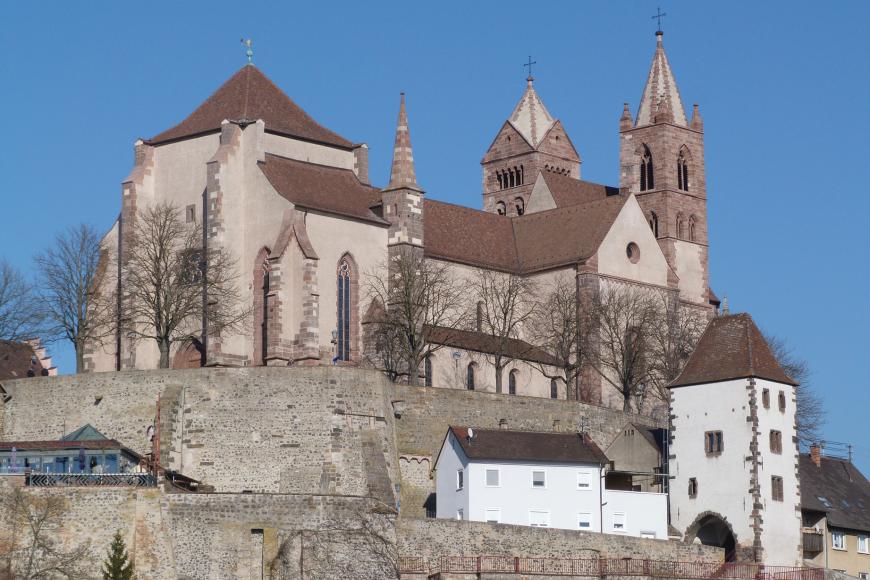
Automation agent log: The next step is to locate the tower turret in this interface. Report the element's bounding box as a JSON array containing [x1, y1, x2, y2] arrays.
[[382, 93, 424, 252], [620, 31, 711, 308]]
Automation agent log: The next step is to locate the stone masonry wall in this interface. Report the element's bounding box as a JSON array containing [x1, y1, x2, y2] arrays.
[[398, 518, 723, 568]]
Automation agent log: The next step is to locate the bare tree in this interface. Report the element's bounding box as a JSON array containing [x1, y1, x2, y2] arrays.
[[365, 249, 467, 386], [0, 259, 43, 342], [646, 295, 707, 404], [765, 333, 825, 447], [0, 488, 93, 580], [589, 283, 659, 412], [473, 270, 538, 394], [35, 224, 115, 372], [122, 202, 248, 368], [527, 274, 592, 400]]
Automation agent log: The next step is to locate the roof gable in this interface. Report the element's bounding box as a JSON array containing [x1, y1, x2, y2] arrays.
[[150, 65, 353, 148], [61, 424, 109, 442], [481, 121, 535, 164], [800, 454, 870, 532], [671, 313, 797, 388]]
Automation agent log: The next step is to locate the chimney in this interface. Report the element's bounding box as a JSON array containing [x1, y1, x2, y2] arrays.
[[810, 443, 821, 468]]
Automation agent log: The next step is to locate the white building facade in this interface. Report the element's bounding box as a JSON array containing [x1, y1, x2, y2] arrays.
[[669, 313, 801, 565], [436, 427, 668, 539]]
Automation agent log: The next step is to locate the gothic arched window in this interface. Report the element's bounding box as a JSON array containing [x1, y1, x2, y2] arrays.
[[424, 357, 432, 387], [253, 247, 271, 366], [508, 168, 515, 188], [688, 215, 697, 242], [495, 201, 506, 216], [550, 379, 558, 399], [520, 165, 525, 185], [515, 197, 525, 216], [508, 370, 518, 395], [336, 257, 356, 362], [466, 363, 476, 390], [649, 212, 659, 238], [476, 301, 484, 332], [677, 150, 690, 191], [640, 145, 654, 191], [676, 213, 686, 240], [496, 172, 503, 190]]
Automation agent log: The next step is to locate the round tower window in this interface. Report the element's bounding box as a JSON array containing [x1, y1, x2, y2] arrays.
[[626, 242, 640, 263]]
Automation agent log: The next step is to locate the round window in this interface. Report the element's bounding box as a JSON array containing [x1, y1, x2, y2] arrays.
[[626, 242, 640, 263]]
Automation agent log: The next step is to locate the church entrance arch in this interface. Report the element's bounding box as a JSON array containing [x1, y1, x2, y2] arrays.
[[684, 512, 738, 562]]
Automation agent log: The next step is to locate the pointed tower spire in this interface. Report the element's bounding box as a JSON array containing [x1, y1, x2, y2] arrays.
[[508, 76, 555, 149], [636, 32, 687, 127], [387, 92, 420, 191]]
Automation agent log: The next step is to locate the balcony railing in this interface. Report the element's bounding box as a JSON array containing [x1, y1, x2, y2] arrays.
[[26, 473, 156, 487], [802, 530, 824, 553]]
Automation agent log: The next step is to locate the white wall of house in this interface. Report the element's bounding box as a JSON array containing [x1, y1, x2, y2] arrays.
[[435, 431, 469, 520], [603, 489, 668, 539]]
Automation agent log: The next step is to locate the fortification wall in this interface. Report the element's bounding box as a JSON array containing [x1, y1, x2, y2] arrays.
[[398, 518, 723, 566]]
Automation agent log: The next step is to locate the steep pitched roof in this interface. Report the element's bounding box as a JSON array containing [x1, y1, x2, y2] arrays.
[[423, 325, 562, 367], [423, 194, 629, 273], [670, 313, 797, 388], [635, 33, 687, 127], [800, 454, 870, 532], [61, 424, 109, 442], [150, 65, 353, 148], [540, 172, 620, 208], [447, 427, 608, 465], [0, 340, 45, 380], [508, 77, 556, 149], [259, 154, 388, 225]]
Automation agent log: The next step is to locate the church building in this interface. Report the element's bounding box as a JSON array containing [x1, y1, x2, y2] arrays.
[[86, 31, 717, 410]]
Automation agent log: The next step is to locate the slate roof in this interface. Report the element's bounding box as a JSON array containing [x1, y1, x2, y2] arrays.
[[447, 426, 608, 465], [670, 313, 797, 388], [149, 65, 353, 148], [423, 194, 628, 273], [800, 454, 870, 532], [540, 172, 621, 208], [423, 325, 562, 367], [259, 154, 387, 225], [0, 340, 45, 380]]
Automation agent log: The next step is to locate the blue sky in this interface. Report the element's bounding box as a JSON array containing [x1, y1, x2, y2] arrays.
[[1, 2, 868, 470]]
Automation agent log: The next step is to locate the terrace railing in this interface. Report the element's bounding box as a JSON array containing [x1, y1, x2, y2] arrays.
[[26, 473, 156, 488]]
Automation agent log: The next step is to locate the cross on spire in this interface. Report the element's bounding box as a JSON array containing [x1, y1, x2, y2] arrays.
[[524, 56, 537, 81], [651, 7, 667, 33], [241, 38, 254, 65]]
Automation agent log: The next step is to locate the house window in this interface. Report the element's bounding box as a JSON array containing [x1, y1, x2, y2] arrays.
[[485, 508, 501, 523], [640, 145, 654, 191], [529, 510, 550, 528], [858, 535, 869, 554], [337, 259, 352, 361], [532, 470, 546, 488], [762, 388, 770, 409], [688, 477, 698, 498], [424, 357, 433, 387], [833, 531, 846, 550], [456, 508, 464, 521], [858, 574, 868, 580], [508, 370, 518, 395], [578, 512, 592, 530], [456, 469, 464, 490], [577, 471, 592, 489], [771, 476, 784, 501], [704, 431, 724, 455], [770, 430, 782, 454], [612, 512, 627, 533], [466, 363, 476, 390], [485, 468, 500, 487], [550, 379, 558, 399], [640, 531, 657, 539], [778, 391, 786, 412], [185, 204, 196, 223]]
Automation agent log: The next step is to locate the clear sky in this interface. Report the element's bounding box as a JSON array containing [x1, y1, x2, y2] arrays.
[[1, 2, 868, 470]]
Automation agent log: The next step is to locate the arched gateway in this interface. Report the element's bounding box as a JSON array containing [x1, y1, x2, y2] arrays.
[[684, 512, 738, 562]]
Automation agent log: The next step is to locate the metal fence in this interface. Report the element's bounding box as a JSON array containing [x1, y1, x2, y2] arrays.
[[397, 556, 824, 579], [27, 473, 157, 487]]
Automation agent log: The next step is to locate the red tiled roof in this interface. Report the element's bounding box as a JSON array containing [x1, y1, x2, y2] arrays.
[[448, 427, 608, 465], [259, 154, 387, 225], [0, 340, 44, 381], [541, 172, 620, 208], [149, 65, 353, 148], [423, 325, 562, 367], [670, 313, 797, 388], [423, 195, 628, 273]]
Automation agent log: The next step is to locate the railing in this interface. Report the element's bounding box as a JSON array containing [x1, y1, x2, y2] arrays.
[[397, 556, 825, 579], [26, 473, 157, 487], [802, 530, 824, 554]]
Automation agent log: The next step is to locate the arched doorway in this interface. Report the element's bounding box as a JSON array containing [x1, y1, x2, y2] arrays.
[[685, 512, 738, 562]]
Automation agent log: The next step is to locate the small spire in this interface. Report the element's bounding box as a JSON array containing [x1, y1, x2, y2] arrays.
[[386, 92, 420, 191], [620, 102, 633, 131], [635, 31, 687, 127], [721, 295, 729, 316], [691, 103, 704, 131], [241, 38, 254, 65]]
